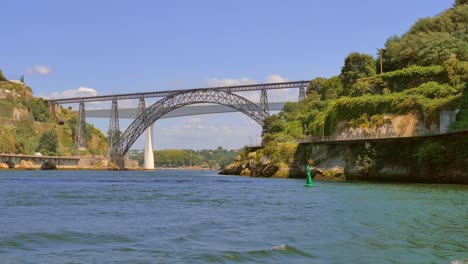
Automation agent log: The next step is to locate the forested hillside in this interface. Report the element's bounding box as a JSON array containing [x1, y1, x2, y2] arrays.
[[129, 146, 238, 169], [258, 1, 467, 167]]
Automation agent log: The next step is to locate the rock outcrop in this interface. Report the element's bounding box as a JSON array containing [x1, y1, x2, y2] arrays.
[[18, 160, 35, 169], [40, 161, 57, 170]]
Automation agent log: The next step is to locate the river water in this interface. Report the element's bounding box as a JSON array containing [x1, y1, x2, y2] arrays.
[[0, 170, 466, 263]]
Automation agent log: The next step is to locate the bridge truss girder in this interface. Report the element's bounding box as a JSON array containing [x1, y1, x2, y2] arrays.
[[110, 89, 269, 167]]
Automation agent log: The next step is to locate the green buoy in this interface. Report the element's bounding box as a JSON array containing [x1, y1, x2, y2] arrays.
[[304, 161, 314, 187]]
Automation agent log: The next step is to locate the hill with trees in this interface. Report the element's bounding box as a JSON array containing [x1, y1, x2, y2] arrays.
[[239, 1, 467, 177], [0, 73, 107, 156], [128, 146, 239, 169]]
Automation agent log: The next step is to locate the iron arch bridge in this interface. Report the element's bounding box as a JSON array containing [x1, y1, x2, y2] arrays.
[[110, 89, 269, 167]]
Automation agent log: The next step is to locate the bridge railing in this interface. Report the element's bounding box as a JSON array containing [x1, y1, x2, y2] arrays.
[[297, 129, 467, 144]]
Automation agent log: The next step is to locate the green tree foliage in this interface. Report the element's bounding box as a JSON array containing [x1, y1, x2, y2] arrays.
[[0, 124, 17, 153], [380, 36, 402, 72], [307, 77, 327, 99], [340, 52, 376, 96], [321, 76, 344, 100], [36, 130, 59, 155], [307, 76, 344, 100], [356, 143, 377, 176], [263, 115, 285, 134], [454, 0, 467, 6], [259, 141, 281, 164], [450, 84, 468, 130], [0, 69, 6, 81], [23, 98, 51, 122], [259, 2, 467, 170], [416, 142, 450, 172], [443, 55, 468, 86], [383, 4, 468, 69], [133, 146, 238, 168]]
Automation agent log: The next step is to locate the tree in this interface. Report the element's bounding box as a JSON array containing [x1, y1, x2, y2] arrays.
[[27, 98, 51, 122], [321, 76, 344, 100], [340, 52, 376, 96], [356, 143, 377, 177], [307, 77, 327, 99], [454, 0, 467, 7], [383, 4, 468, 69], [380, 35, 402, 72], [36, 130, 59, 155], [263, 115, 284, 134], [0, 69, 6, 81]]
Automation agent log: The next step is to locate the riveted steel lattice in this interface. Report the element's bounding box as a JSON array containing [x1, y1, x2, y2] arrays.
[[299, 87, 306, 101], [49, 80, 312, 104], [137, 96, 146, 115], [74, 100, 87, 149], [111, 89, 269, 167], [107, 99, 120, 155], [260, 89, 269, 114]]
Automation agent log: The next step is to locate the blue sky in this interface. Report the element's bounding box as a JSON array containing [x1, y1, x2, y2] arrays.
[[1, 0, 453, 150]]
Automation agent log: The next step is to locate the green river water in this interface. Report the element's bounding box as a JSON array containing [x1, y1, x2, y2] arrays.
[[0, 170, 466, 263]]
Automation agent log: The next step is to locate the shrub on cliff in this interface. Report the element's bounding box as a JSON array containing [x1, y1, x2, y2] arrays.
[[416, 142, 451, 172], [36, 130, 59, 156], [0, 69, 6, 81], [450, 84, 468, 130]]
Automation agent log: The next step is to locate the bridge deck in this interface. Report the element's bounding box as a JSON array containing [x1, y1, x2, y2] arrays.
[[0, 154, 80, 160], [298, 129, 468, 144], [48, 80, 310, 104], [86, 102, 286, 119]]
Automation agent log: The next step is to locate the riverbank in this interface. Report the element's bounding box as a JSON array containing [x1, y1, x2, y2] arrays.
[[220, 132, 468, 184]]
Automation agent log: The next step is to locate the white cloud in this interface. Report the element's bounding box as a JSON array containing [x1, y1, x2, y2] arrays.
[[205, 75, 288, 88], [267, 89, 298, 102], [151, 114, 261, 150], [266, 74, 288, 83], [48, 87, 98, 99], [26, 65, 52, 75], [206, 77, 257, 87], [205, 75, 293, 102]]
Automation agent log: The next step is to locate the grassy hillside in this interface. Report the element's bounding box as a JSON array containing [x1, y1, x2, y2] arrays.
[[0, 79, 107, 156]]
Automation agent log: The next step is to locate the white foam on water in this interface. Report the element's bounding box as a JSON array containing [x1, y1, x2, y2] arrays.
[[271, 244, 288, 251], [451, 259, 468, 264]]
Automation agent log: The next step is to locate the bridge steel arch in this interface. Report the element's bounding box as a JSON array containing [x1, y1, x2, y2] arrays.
[[111, 89, 269, 167]]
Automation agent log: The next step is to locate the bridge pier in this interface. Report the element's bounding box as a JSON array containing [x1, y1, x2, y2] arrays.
[[298, 87, 306, 101], [144, 125, 155, 169], [260, 88, 269, 114], [107, 98, 120, 154], [74, 100, 87, 149]]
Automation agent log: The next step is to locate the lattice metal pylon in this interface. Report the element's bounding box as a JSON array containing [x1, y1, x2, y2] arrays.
[[74, 100, 87, 149], [107, 99, 120, 155], [260, 88, 269, 114], [298, 87, 306, 101], [137, 96, 146, 116]]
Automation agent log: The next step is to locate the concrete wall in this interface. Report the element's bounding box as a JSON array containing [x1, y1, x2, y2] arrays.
[[291, 131, 468, 184], [0, 154, 80, 169]]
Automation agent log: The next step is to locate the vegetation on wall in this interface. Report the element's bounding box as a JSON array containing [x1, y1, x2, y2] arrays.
[[259, 1, 467, 168]]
